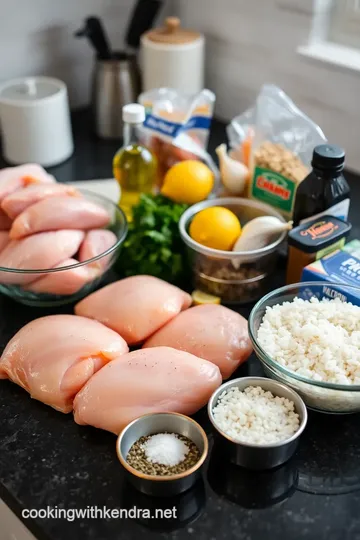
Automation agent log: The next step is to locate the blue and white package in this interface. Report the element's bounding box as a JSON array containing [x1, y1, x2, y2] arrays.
[[138, 88, 218, 174], [301, 240, 360, 305], [139, 88, 215, 143]]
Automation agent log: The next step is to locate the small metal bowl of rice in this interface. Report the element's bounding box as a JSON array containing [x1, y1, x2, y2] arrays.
[[208, 377, 307, 470], [116, 412, 208, 497], [249, 282, 360, 414]]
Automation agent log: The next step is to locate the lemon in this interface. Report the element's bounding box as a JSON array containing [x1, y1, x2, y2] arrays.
[[161, 160, 214, 204], [192, 290, 221, 306], [189, 206, 241, 251]]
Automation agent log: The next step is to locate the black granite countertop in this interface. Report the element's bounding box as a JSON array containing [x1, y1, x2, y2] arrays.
[[1, 111, 360, 540]]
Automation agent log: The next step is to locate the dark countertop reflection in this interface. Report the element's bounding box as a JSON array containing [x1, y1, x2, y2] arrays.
[[207, 436, 298, 509], [121, 478, 206, 532]]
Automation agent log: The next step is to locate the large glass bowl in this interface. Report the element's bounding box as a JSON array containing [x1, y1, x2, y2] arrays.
[[179, 197, 287, 305], [0, 189, 127, 307], [249, 282, 360, 414]]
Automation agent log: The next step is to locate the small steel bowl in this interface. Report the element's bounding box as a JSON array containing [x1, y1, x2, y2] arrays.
[[116, 412, 208, 497], [179, 197, 287, 304], [208, 377, 308, 470]]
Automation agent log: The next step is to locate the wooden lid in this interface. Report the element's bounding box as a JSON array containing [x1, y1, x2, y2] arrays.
[[144, 17, 201, 45]]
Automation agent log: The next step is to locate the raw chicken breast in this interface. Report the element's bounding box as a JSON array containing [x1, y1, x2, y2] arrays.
[[144, 304, 253, 379], [0, 231, 10, 251], [79, 229, 117, 270], [25, 258, 98, 295], [10, 196, 110, 239], [0, 209, 11, 230], [2, 183, 81, 219], [75, 275, 192, 345], [0, 230, 84, 285], [0, 315, 129, 412], [73, 347, 221, 433], [28, 229, 118, 295], [0, 164, 54, 202], [0, 232, 9, 253]]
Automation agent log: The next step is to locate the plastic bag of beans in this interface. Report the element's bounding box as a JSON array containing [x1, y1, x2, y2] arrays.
[[227, 84, 327, 218]]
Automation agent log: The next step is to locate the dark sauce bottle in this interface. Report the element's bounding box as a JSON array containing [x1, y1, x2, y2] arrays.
[[293, 144, 350, 227]]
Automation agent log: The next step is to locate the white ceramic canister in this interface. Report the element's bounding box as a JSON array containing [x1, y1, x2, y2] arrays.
[[141, 17, 205, 95], [0, 76, 74, 167]]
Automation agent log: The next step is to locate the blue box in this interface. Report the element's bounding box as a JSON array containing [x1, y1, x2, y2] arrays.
[[301, 240, 360, 305]]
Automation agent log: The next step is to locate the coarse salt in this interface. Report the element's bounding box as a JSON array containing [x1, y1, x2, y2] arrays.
[[213, 385, 300, 444], [141, 433, 189, 466]]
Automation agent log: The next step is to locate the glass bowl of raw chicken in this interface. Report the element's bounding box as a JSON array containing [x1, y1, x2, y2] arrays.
[[179, 197, 288, 305], [0, 186, 127, 307]]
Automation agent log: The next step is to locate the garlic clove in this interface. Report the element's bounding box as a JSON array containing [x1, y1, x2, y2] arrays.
[[232, 216, 292, 269], [216, 143, 248, 195]]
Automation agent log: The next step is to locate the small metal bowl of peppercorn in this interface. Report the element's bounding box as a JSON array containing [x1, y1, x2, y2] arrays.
[[116, 412, 209, 497]]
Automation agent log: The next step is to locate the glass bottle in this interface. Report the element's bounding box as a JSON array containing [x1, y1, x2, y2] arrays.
[[293, 144, 350, 226], [113, 104, 157, 221]]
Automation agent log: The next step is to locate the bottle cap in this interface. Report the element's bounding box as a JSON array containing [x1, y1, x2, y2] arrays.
[[122, 104, 145, 124], [288, 215, 351, 253], [312, 144, 345, 171]]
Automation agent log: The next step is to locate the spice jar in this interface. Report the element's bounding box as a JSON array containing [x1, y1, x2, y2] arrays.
[[286, 215, 351, 284]]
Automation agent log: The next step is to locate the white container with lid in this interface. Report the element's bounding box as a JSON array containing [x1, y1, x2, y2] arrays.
[[141, 17, 205, 95], [0, 76, 74, 167]]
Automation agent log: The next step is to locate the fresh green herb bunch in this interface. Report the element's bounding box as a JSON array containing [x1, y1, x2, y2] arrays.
[[116, 194, 189, 285]]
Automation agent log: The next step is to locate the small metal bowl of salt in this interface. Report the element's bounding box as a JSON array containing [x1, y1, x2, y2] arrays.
[[208, 377, 308, 470], [116, 412, 208, 496]]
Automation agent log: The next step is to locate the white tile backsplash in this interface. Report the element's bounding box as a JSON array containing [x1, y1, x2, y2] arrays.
[[0, 0, 170, 108], [174, 0, 360, 172], [2, 0, 360, 171]]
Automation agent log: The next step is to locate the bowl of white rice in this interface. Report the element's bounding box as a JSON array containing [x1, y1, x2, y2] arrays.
[[248, 282, 360, 413], [208, 376, 307, 470]]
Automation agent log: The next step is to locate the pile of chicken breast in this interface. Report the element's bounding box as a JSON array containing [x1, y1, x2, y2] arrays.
[[0, 164, 117, 294], [0, 274, 253, 434]]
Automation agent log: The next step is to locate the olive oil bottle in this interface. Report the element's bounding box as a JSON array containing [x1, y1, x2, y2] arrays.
[[113, 104, 157, 221]]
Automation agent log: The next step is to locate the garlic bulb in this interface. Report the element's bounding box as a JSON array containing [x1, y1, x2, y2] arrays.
[[216, 143, 248, 195], [232, 216, 292, 269]]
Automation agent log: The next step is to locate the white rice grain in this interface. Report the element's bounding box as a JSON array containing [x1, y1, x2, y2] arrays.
[[257, 297, 360, 385], [213, 385, 300, 444]]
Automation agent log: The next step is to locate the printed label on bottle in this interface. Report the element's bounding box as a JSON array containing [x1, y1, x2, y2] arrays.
[[251, 167, 297, 213], [299, 199, 350, 225]]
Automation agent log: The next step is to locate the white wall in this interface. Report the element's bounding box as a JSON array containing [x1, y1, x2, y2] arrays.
[[2, 0, 360, 170], [0, 0, 170, 108], [173, 0, 360, 172]]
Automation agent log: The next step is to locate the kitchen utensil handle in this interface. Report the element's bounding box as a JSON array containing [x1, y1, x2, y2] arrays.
[[75, 17, 112, 60], [125, 0, 163, 49]]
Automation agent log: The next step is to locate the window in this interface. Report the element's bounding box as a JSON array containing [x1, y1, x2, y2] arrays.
[[329, 0, 360, 48], [298, 0, 360, 72]]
